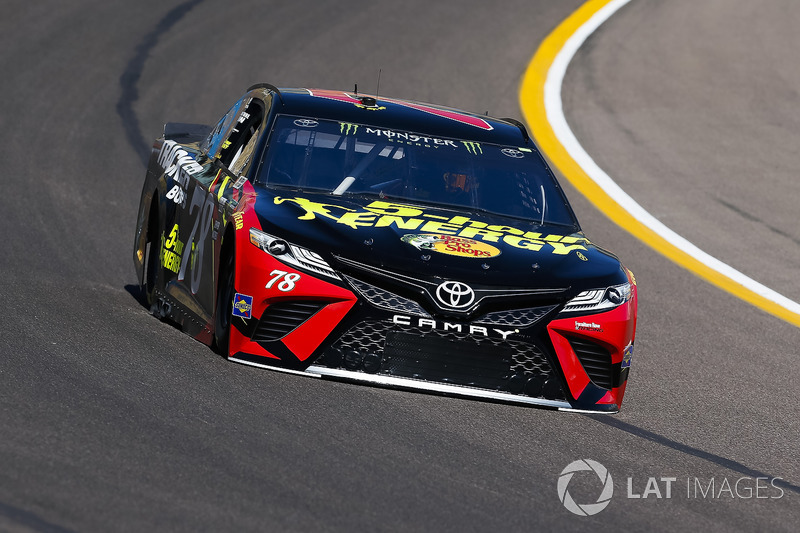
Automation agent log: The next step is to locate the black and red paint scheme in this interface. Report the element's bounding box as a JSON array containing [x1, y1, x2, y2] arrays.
[[133, 84, 638, 412]]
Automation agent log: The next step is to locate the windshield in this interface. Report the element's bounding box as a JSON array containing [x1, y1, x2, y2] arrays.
[[256, 115, 578, 226]]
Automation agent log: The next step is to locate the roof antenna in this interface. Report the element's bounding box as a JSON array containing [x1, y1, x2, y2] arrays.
[[354, 83, 358, 96], [376, 69, 382, 98]]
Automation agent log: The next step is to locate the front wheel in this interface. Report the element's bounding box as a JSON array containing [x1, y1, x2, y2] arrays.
[[214, 249, 235, 356]]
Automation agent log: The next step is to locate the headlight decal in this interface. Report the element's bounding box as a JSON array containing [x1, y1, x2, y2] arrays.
[[560, 282, 630, 315], [250, 228, 340, 280]]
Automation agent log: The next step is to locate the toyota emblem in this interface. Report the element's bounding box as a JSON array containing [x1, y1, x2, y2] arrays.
[[293, 118, 319, 128], [435, 281, 475, 309]]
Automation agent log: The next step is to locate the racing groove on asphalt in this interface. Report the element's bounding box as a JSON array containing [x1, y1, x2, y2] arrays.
[[1, 0, 798, 531]]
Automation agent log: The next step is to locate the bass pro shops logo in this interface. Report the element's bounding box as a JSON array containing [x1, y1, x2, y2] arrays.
[[557, 459, 614, 516]]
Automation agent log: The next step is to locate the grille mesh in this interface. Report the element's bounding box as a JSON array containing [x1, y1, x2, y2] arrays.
[[477, 305, 557, 328], [344, 275, 429, 317], [320, 319, 563, 399]]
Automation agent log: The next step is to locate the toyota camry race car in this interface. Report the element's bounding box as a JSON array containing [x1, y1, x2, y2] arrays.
[[133, 84, 637, 412]]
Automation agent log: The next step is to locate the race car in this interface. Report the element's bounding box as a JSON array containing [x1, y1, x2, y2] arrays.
[[133, 84, 637, 412]]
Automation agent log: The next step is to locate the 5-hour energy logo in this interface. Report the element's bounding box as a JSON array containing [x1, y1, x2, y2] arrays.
[[274, 197, 590, 256], [161, 224, 184, 274]]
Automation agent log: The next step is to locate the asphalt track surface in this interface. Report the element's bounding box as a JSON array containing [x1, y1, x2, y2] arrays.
[[2, 0, 799, 531]]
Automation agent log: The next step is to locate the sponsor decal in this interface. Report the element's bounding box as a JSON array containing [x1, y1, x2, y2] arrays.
[[576, 251, 588, 261], [273, 197, 590, 256], [435, 280, 475, 309], [363, 127, 458, 148], [461, 141, 482, 155], [294, 118, 319, 128], [232, 293, 253, 319], [575, 321, 603, 332], [402, 234, 501, 259], [501, 148, 525, 158], [232, 212, 244, 230], [339, 122, 358, 135], [160, 224, 184, 274], [158, 140, 204, 205], [392, 315, 516, 340], [622, 342, 633, 368]]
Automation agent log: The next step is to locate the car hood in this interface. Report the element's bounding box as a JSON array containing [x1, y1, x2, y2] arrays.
[[253, 189, 626, 294]]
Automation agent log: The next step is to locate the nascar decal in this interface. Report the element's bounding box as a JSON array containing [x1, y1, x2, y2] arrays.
[[232, 293, 253, 319], [306, 89, 493, 130], [273, 197, 590, 256], [402, 234, 501, 259]]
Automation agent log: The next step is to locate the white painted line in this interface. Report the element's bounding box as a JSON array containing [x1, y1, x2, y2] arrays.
[[543, 0, 800, 316]]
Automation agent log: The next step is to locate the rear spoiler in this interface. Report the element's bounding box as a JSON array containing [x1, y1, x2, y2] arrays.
[[163, 122, 212, 142]]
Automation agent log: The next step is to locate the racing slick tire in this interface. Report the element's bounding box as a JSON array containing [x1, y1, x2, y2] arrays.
[[143, 195, 161, 310], [214, 240, 235, 357]]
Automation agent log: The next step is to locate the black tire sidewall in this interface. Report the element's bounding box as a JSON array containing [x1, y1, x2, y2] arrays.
[[214, 249, 235, 355]]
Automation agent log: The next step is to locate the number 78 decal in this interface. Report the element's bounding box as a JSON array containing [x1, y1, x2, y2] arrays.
[[266, 270, 301, 292]]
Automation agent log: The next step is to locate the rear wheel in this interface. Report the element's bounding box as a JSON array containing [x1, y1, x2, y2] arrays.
[[143, 197, 160, 308], [214, 246, 235, 356]]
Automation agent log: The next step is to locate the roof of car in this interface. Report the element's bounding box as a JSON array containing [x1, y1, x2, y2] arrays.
[[264, 87, 532, 146]]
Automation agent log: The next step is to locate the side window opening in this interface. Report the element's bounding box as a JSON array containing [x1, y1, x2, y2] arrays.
[[218, 98, 266, 174]]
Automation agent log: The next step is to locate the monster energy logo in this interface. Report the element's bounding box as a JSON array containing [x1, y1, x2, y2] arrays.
[[462, 141, 483, 155], [340, 122, 359, 135]]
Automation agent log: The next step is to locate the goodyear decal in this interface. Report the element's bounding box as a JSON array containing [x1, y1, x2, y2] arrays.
[[232, 212, 244, 230], [160, 224, 184, 274], [232, 293, 253, 319], [402, 234, 500, 259], [273, 197, 590, 256]]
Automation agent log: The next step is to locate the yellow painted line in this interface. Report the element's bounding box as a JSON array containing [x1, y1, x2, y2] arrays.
[[519, 0, 800, 327]]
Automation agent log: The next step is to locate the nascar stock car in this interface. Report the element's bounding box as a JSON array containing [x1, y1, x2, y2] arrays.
[[133, 84, 637, 412]]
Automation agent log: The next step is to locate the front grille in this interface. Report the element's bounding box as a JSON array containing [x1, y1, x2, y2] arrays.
[[251, 301, 326, 342], [344, 275, 429, 317], [568, 336, 613, 389], [316, 320, 564, 399], [477, 305, 557, 328], [383, 332, 513, 388]]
